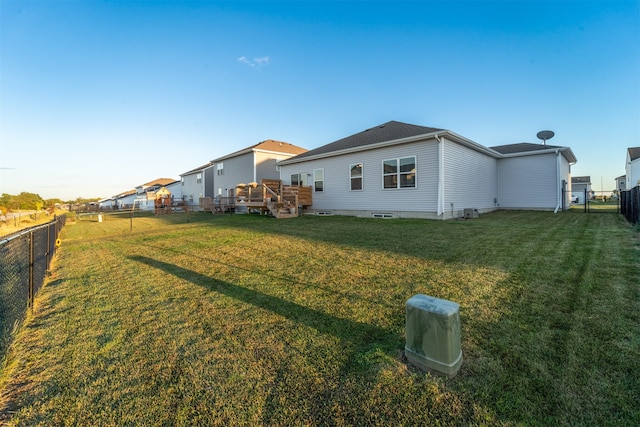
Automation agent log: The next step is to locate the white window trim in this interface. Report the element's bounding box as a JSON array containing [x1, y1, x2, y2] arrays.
[[382, 156, 417, 190], [313, 168, 324, 192], [349, 163, 364, 191]]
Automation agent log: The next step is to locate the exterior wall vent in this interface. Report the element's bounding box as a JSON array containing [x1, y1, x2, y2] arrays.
[[372, 212, 394, 219], [317, 211, 333, 216]]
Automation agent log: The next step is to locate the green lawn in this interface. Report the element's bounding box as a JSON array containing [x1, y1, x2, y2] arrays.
[[1, 210, 638, 426]]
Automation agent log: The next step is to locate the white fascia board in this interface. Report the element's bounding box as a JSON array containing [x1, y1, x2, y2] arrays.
[[180, 162, 214, 176], [442, 130, 503, 158], [210, 148, 254, 163], [500, 147, 577, 164], [278, 130, 499, 165], [253, 148, 303, 157]]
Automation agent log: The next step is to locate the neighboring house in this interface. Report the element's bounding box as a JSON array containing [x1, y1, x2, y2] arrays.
[[570, 176, 591, 204], [114, 190, 136, 209], [615, 175, 626, 193], [211, 140, 307, 198], [98, 197, 115, 210], [165, 180, 183, 204], [134, 178, 178, 210], [277, 120, 577, 219], [625, 147, 640, 189], [180, 162, 214, 210]]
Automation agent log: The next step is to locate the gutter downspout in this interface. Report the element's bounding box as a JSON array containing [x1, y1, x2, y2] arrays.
[[436, 134, 444, 216], [554, 150, 561, 213]]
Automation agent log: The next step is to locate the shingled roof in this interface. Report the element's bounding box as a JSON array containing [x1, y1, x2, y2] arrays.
[[290, 121, 443, 161], [572, 176, 591, 184], [490, 142, 563, 155], [491, 142, 577, 163], [180, 162, 213, 176], [212, 140, 307, 162], [628, 147, 640, 161]]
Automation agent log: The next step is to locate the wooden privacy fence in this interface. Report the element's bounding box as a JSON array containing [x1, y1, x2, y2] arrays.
[[0, 215, 66, 360], [620, 186, 640, 225]]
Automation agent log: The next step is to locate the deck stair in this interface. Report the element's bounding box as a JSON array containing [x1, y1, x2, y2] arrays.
[[235, 179, 312, 219]]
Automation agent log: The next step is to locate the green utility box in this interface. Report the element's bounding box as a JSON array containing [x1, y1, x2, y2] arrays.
[[405, 294, 462, 378]]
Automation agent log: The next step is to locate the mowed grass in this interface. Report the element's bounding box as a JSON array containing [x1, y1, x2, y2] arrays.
[[0, 210, 638, 426]]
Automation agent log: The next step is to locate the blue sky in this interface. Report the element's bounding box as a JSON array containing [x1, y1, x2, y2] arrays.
[[1, 0, 639, 200]]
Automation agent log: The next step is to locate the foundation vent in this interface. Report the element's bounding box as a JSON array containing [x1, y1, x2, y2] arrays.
[[372, 212, 394, 219]]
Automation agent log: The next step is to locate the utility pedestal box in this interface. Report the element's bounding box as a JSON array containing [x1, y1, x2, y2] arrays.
[[405, 294, 462, 378]]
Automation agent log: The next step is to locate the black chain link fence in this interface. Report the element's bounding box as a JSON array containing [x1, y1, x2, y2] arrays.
[[0, 215, 66, 360], [620, 187, 640, 225]]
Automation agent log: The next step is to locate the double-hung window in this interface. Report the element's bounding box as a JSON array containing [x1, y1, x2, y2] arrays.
[[350, 163, 363, 191], [383, 156, 416, 189], [313, 169, 324, 192], [291, 173, 300, 186], [216, 163, 224, 176]]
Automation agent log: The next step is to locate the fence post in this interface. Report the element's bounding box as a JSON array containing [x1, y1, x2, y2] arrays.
[[47, 222, 51, 267], [29, 230, 34, 309]]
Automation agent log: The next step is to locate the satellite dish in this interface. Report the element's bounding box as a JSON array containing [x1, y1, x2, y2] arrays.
[[536, 130, 554, 146]]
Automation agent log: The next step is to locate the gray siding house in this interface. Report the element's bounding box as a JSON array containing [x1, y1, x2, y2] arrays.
[[615, 175, 626, 193], [211, 140, 307, 198], [277, 121, 577, 219], [570, 176, 591, 203], [180, 162, 214, 210], [491, 143, 576, 210], [625, 147, 640, 190]]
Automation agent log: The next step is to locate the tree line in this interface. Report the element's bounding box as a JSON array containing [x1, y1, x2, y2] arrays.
[[0, 192, 100, 212]]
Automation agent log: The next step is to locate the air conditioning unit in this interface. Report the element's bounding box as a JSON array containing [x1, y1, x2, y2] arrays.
[[463, 208, 479, 219]]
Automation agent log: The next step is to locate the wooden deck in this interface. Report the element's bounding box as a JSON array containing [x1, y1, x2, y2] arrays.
[[235, 179, 312, 219]]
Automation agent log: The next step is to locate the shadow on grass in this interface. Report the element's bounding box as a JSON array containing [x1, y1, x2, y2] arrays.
[[128, 252, 402, 352], [129, 255, 391, 344], [129, 254, 404, 424]]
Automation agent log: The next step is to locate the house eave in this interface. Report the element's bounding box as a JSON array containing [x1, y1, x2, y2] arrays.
[[278, 130, 501, 165], [499, 147, 577, 164], [179, 162, 215, 177]]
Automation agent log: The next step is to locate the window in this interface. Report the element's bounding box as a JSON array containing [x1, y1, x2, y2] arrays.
[[383, 156, 416, 189], [314, 169, 324, 192], [196, 173, 202, 184], [350, 163, 363, 191], [217, 163, 224, 176], [291, 172, 310, 186]]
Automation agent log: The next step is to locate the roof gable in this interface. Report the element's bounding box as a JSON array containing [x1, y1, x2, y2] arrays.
[[254, 139, 307, 155], [212, 140, 307, 162], [628, 147, 640, 161], [139, 178, 176, 188], [291, 121, 444, 161]]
